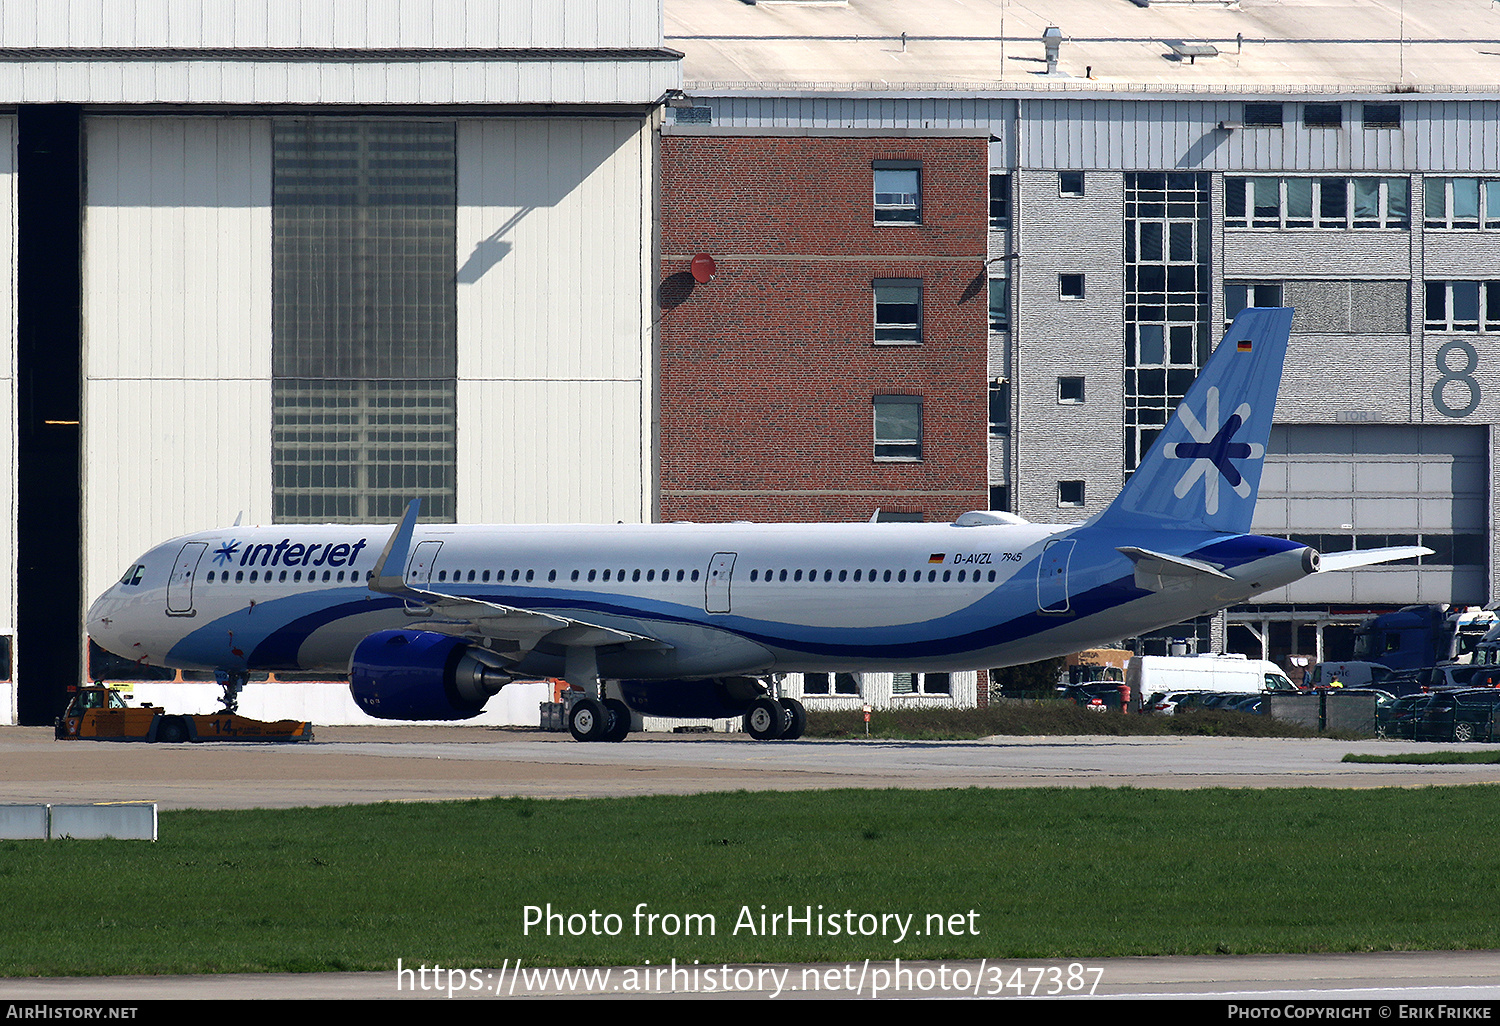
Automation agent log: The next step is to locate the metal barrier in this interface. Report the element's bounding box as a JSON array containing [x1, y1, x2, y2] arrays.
[[1268, 692, 1380, 735], [0, 804, 156, 840]]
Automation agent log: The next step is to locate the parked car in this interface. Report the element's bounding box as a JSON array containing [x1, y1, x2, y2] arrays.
[[1376, 693, 1428, 739], [1414, 688, 1500, 742], [1059, 682, 1127, 712], [1226, 694, 1266, 715], [1402, 665, 1500, 692], [1144, 690, 1209, 716]]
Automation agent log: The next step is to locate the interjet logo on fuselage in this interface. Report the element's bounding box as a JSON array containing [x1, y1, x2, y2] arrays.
[[237, 538, 370, 569]]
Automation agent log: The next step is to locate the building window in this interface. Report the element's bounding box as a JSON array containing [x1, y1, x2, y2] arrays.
[[1060, 171, 1085, 197], [1243, 102, 1284, 128], [1058, 481, 1086, 507], [988, 277, 1009, 330], [989, 173, 1011, 229], [1059, 273, 1085, 300], [1363, 103, 1401, 129], [1224, 282, 1284, 325], [1424, 178, 1500, 230], [672, 106, 712, 125], [1425, 281, 1500, 332], [803, 672, 860, 695], [1058, 376, 1085, 404], [1125, 171, 1210, 472], [873, 162, 921, 223], [989, 379, 1009, 434], [873, 395, 923, 461], [892, 672, 952, 695], [1303, 103, 1343, 129], [272, 120, 458, 524], [1226, 176, 1408, 230], [989, 484, 1009, 512], [873, 280, 922, 343]]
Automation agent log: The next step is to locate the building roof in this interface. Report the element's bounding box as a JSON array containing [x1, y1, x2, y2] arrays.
[[667, 0, 1500, 94]]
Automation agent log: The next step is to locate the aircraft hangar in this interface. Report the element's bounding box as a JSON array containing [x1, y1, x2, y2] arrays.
[[0, 0, 678, 724]]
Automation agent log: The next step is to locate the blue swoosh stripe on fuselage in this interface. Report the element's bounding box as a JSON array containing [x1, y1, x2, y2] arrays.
[[169, 532, 1299, 670]]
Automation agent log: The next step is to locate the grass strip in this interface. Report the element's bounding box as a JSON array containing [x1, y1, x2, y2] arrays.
[[1343, 750, 1500, 765], [808, 704, 1341, 740], [3, 786, 1499, 976]]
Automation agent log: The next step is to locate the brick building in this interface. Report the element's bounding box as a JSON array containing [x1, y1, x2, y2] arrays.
[[658, 132, 991, 525]]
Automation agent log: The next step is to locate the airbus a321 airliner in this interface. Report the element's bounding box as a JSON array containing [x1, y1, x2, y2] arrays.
[[87, 308, 1422, 741]]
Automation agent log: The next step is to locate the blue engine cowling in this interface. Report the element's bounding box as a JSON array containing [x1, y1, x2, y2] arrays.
[[349, 629, 512, 720], [615, 677, 765, 719]]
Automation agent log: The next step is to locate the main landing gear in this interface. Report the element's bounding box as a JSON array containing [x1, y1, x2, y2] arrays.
[[567, 696, 632, 743], [744, 695, 806, 741]]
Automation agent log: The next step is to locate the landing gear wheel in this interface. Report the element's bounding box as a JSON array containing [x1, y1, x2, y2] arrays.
[[744, 696, 785, 740], [778, 698, 807, 741], [568, 698, 609, 742], [602, 699, 632, 742]]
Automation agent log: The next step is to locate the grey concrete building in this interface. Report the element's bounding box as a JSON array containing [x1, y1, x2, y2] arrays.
[[666, 0, 1500, 665]]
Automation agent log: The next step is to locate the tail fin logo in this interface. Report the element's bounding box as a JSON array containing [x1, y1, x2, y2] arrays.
[[1166, 386, 1265, 515]]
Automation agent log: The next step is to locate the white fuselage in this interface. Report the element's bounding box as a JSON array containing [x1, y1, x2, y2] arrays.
[[87, 518, 1316, 682]]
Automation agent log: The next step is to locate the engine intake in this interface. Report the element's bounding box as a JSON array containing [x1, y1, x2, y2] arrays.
[[349, 629, 512, 720]]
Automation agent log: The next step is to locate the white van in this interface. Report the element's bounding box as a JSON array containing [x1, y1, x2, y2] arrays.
[[1129, 654, 1298, 713], [1308, 661, 1394, 689]]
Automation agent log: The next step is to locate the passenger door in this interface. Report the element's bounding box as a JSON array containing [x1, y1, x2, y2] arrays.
[[166, 542, 208, 616], [705, 552, 737, 614]]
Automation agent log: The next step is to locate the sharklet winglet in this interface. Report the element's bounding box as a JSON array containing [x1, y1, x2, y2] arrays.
[[369, 498, 421, 595]]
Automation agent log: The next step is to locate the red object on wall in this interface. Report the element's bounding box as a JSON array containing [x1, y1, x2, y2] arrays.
[[690, 253, 717, 283]]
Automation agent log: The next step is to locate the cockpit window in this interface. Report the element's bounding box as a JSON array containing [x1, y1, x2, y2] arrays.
[[119, 564, 145, 586]]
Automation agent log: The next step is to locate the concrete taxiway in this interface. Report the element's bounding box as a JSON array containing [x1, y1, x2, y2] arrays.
[[1, 726, 1498, 809]]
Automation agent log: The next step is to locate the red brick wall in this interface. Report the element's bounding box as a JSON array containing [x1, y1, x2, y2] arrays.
[[660, 135, 989, 524]]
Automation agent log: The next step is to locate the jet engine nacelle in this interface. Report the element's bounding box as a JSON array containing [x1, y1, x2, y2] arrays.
[[349, 629, 512, 720]]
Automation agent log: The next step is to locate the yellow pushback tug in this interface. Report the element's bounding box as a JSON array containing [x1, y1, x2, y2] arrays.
[[55, 684, 313, 743]]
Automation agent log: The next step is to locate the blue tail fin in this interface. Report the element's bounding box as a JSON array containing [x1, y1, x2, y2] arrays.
[[1092, 307, 1293, 535]]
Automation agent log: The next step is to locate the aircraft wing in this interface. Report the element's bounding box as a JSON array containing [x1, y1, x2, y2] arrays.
[[366, 500, 668, 656], [1116, 546, 1233, 593], [1317, 546, 1431, 572], [394, 587, 657, 649]]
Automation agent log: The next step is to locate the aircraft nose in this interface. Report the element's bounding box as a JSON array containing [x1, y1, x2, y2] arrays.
[[86, 589, 124, 648]]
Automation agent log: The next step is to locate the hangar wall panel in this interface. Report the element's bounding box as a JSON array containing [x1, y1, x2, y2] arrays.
[[1, 0, 662, 49], [83, 117, 273, 607], [456, 119, 652, 525], [84, 380, 273, 607], [458, 380, 646, 524]]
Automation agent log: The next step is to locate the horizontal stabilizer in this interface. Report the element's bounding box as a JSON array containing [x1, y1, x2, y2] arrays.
[[1318, 546, 1431, 573], [1117, 546, 1233, 593]]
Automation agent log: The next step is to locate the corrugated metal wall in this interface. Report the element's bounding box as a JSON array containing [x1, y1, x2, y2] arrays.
[[0, 0, 662, 49], [689, 94, 1500, 175], [1020, 98, 1500, 173], [81, 114, 657, 610], [82, 117, 274, 609], [456, 119, 654, 525]]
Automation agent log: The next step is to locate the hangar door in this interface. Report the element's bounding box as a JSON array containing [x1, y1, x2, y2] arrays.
[[1250, 425, 1488, 604]]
